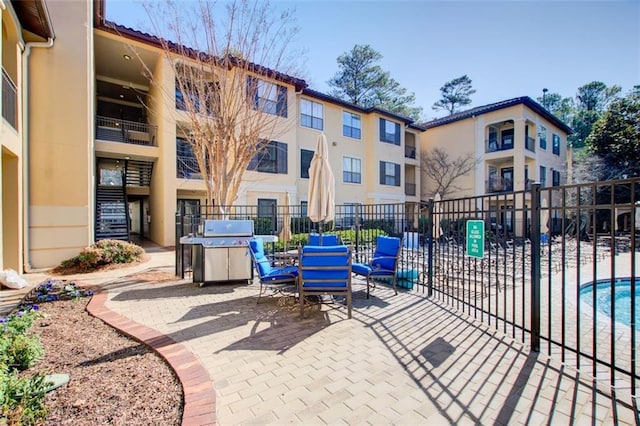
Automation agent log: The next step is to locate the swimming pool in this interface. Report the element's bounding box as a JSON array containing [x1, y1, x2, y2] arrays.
[[580, 278, 639, 327]]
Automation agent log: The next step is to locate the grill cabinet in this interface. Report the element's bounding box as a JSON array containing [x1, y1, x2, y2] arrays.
[[180, 220, 253, 285]]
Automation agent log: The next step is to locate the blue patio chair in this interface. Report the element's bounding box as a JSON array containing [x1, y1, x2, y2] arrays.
[[249, 238, 298, 304], [352, 235, 403, 299], [298, 245, 352, 319], [308, 233, 340, 246]]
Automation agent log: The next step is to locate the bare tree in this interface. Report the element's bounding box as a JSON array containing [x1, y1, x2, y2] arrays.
[[421, 148, 476, 198], [134, 0, 301, 207]]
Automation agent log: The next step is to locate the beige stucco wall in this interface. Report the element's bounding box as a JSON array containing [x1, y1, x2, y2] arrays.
[[1, 5, 24, 272], [27, 0, 93, 268], [421, 117, 477, 200]]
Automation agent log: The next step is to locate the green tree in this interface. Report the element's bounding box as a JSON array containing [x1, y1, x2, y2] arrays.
[[432, 75, 476, 114], [536, 91, 574, 123], [569, 81, 622, 149], [576, 81, 621, 112], [328, 44, 423, 120], [585, 88, 640, 178]]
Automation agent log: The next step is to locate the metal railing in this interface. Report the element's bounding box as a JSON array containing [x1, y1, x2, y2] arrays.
[[525, 136, 536, 152], [2, 68, 17, 129], [486, 177, 513, 193], [405, 182, 416, 196], [404, 145, 416, 159], [174, 178, 640, 411], [95, 116, 157, 146]]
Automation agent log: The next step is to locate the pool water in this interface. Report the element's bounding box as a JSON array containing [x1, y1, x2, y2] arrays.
[[580, 278, 639, 327]]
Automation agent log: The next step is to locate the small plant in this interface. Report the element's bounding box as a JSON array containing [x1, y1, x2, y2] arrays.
[[0, 307, 44, 372], [31, 279, 93, 303], [1, 371, 51, 426], [56, 239, 145, 272], [5, 334, 44, 371]]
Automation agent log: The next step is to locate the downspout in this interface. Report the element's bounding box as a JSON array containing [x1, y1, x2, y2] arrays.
[[21, 38, 54, 272], [20, 2, 55, 270]]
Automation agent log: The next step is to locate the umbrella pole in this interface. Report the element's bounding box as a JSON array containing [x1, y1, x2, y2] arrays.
[[318, 220, 323, 244]]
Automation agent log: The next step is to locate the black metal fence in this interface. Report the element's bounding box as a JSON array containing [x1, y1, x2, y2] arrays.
[[174, 177, 639, 410]]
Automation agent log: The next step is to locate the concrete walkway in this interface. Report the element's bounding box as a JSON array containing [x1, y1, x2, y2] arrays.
[[3, 247, 639, 425]]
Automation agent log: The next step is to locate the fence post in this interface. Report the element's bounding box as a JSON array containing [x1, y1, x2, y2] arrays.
[[530, 183, 541, 352], [175, 211, 183, 278], [427, 198, 434, 297]]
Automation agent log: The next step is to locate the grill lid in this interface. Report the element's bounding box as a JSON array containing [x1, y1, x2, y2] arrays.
[[203, 220, 254, 237]]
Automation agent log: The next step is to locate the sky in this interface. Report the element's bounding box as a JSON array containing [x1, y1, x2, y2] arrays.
[[106, 0, 640, 121]]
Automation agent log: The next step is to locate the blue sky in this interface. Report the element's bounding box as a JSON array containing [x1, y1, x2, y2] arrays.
[[106, 0, 639, 121]]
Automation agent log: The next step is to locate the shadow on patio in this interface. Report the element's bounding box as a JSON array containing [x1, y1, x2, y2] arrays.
[[102, 275, 638, 424]]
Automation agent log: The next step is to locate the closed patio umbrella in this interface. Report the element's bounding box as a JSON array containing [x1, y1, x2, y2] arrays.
[[307, 133, 335, 240], [279, 192, 292, 249]]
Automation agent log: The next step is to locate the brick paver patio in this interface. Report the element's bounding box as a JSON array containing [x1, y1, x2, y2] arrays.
[[3, 246, 637, 425], [97, 267, 637, 425]]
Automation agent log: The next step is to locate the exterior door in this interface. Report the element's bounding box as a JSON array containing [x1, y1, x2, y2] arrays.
[[501, 167, 514, 191]]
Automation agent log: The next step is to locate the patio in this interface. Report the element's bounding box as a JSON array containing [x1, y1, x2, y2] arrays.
[[97, 267, 637, 424]]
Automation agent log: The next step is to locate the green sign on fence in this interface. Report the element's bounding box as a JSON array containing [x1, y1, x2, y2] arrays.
[[466, 220, 485, 259]]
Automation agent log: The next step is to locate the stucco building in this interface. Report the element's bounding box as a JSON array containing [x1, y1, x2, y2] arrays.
[[421, 97, 572, 234], [1, 0, 426, 271]]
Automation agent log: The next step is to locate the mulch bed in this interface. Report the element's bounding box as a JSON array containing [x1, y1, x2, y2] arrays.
[[18, 284, 183, 425]]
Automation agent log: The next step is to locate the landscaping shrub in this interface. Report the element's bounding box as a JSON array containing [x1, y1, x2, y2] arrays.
[[57, 239, 145, 272]]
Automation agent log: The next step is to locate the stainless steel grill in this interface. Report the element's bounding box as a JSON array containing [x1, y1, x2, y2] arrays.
[[180, 219, 254, 285]]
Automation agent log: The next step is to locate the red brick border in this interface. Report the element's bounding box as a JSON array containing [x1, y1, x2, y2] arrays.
[[87, 290, 216, 425]]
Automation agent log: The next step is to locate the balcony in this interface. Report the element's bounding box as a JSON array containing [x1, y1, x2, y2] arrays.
[[405, 182, 416, 196], [404, 145, 416, 159], [486, 177, 513, 193], [2, 68, 17, 130], [96, 116, 157, 146]]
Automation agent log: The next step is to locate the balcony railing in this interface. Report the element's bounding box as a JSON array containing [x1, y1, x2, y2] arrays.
[[525, 136, 536, 152], [404, 145, 416, 159], [486, 177, 513, 193], [405, 183, 416, 196], [485, 139, 513, 153], [2, 68, 17, 129], [95, 116, 157, 146]]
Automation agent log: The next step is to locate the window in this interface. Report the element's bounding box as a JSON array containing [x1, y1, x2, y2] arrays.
[[338, 203, 358, 229], [248, 141, 288, 174], [343, 156, 361, 184], [175, 81, 217, 115], [300, 201, 308, 217], [538, 125, 547, 150], [552, 134, 560, 155], [176, 137, 201, 178], [300, 99, 323, 130], [488, 126, 498, 151], [300, 149, 314, 179], [552, 169, 561, 186], [501, 128, 514, 149], [379, 161, 400, 186], [379, 118, 400, 145], [539, 166, 547, 188], [343, 111, 361, 139], [257, 199, 277, 234], [246, 76, 287, 117]]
